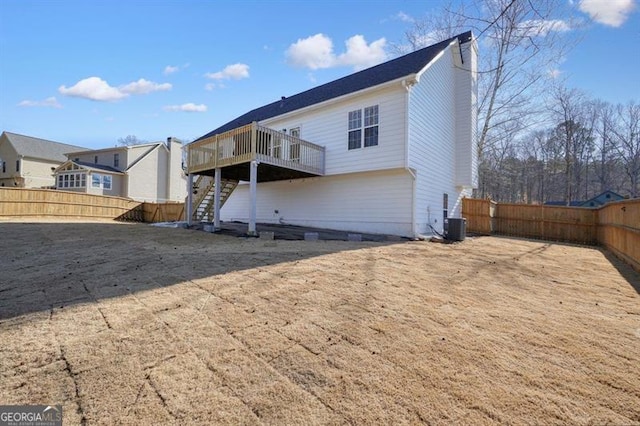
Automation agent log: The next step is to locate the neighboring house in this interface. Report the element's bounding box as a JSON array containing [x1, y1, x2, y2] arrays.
[[545, 190, 626, 208], [0, 131, 87, 188], [186, 31, 477, 237], [54, 138, 186, 203], [579, 190, 625, 207]]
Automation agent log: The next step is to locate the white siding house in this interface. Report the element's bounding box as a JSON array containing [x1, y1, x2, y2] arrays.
[[54, 138, 186, 203], [186, 32, 477, 237]]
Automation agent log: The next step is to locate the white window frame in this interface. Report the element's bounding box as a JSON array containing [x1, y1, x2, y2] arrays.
[[289, 127, 301, 162], [57, 172, 87, 189], [92, 174, 101, 188], [102, 175, 112, 190], [348, 105, 379, 150]]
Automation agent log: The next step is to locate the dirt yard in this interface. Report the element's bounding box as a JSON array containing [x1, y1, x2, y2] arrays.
[[0, 218, 639, 425]]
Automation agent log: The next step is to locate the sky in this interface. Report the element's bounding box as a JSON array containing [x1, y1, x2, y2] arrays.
[[0, 0, 638, 150]]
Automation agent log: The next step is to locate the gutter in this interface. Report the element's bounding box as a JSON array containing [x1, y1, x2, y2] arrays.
[[402, 78, 418, 238]]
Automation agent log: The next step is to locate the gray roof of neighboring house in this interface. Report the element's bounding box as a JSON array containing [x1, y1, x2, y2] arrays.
[[2, 131, 88, 162], [195, 31, 473, 142], [73, 161, 123, 174]]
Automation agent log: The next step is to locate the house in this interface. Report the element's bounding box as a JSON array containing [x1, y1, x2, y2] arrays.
[[185, 31, 477, 237], [54, 138, 186, 203], [0, 131, 87, 188], [544, 190, 625, 208], [579, 190, 625, 207]]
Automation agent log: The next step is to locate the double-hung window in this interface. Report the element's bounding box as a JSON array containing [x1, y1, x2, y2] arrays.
[[348, 105, 379, 150], [348, 110, 362, 150]]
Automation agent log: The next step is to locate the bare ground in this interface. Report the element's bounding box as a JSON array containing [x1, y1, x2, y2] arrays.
[[0, 218, 639, 425]]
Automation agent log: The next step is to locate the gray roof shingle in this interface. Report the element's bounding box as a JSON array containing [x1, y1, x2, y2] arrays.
[[73, 160, 123, 174], [3, 132, 87, 162], [195, 31, 472, 142]]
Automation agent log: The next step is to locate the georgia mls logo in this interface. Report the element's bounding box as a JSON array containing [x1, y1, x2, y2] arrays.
[[0, 405, 62, 426]]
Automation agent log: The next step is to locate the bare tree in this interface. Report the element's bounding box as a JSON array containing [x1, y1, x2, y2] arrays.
[[611, 101, 640, 197], [117, 135, 147, 146], [550, 86, 597, 204], [593, 101, 616, 192], [398, 0, 576, 197]]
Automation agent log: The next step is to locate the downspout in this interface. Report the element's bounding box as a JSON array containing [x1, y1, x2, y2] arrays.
[[402, 77, 418, 238]]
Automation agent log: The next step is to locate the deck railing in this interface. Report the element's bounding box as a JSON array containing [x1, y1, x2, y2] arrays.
[[187, 122, 325, 176]]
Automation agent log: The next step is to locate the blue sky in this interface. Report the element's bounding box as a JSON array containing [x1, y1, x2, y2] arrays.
[[0, 0, 638, 149]]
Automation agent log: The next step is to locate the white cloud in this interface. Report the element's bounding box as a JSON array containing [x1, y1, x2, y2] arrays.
[[285, 33, 388, 71], [549, 69, 563, 79], [164, 65, 179, 75], [579, 0, 636, 27], [286, 34, 336, 69], [119, 78, 172, 95], [163, 103, 207, 112], [518, 19, 572, 36], [395, 11, 415, 23], [18, 96, 62, 109], [205, 82, 226, 91], [163, 63, 190, 75], [205, 63, 250, 80], [337, 35, 388, 70], [59, 77, 172, 101], [59, 77, 127, 101]]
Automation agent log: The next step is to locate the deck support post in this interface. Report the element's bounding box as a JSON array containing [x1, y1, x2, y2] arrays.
[[248, 160, 258, 236], [213, 168, 221, 230], [186, 173, 194, 226]]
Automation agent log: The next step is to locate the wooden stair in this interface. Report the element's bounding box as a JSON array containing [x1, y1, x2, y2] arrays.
[[192, 176, 238, 222]]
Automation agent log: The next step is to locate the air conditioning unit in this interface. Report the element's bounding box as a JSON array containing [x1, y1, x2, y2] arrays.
[[447, 218, 467, 241]]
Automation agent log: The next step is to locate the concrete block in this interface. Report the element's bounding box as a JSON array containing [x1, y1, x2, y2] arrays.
[[347, 234, 362, 242], [304, 232, 319, 241]]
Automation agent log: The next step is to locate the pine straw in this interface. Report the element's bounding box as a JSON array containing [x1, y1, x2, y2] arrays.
[[0, 220, 638, 425]]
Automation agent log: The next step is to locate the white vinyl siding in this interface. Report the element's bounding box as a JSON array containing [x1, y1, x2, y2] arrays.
[[454, 40, 478, 188], [126, 146, 168, 202], [71, 149, 128, 169], [408, 45, 470, 235], [262, 85, 406, 176], [220, 169, 414, 236]]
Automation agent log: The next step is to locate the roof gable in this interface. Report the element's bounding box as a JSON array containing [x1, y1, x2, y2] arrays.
[[55, 160, 123, 174], [195, 31, 472, 141], [2, 132, 87, 162]]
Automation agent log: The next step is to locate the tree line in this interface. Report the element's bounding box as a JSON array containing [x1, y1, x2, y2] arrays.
[[480, 92, 639, 203]]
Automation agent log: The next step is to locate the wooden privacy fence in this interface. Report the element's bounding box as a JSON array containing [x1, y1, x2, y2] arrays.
[[462, 197, 640, 271], [0, 188, 184, 223]]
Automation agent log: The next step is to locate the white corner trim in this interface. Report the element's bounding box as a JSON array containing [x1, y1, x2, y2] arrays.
[[415, 40, 457, 83]]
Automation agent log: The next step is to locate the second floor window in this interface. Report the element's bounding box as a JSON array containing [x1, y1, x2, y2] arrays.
[[348, 105, 379, 150], [16, 159, 20, 172], [114, 153, 119, 168]]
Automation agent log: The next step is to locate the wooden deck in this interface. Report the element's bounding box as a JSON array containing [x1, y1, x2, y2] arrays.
[[186, 122, 325, 179]]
